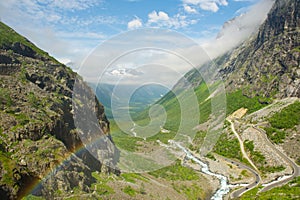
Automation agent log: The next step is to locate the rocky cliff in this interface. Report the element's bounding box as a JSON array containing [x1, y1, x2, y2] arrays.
[[0, 22, 118, 199], [218, 0, 300, 98], [175, 0, 299, 101]]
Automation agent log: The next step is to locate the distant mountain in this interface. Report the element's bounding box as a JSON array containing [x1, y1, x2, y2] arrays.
[[0, 22, 118, 199], [90, 83, 169, 119]]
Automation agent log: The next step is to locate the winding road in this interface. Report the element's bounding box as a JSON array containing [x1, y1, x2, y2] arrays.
[[227, 116, 300, 198], [224, 157, 261, 198], [252, 126, 300, 192]]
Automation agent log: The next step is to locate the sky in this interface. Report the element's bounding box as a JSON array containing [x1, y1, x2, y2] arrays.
[[0, 0, 274, 86]]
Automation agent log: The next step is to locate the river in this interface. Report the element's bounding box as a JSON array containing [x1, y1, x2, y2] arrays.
[[169, 140, 231, 200]]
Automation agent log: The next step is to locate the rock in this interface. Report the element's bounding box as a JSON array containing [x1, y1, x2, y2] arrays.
[[20, 159, 27, 166], [0, 21, 119, 199]]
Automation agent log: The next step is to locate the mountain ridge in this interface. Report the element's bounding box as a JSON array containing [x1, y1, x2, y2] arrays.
[[0, 21, 118, 199]]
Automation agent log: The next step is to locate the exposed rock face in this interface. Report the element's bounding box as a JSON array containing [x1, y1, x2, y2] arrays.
[[218, 0, 300, 98], [174, 0, 299, 100], [0, 22, 118, 199]]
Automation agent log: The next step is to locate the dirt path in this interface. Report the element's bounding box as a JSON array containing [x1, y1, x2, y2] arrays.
[[227, 118, 259, 172]]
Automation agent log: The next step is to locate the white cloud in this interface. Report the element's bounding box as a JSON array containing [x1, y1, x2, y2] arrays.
[[202, 0, 274, 58], [128, 17, 143, 30], [183, 4, 198, 13], [147, 10, 197, 29], [182, 0, 228, 12], [148, 11, 170, 23]]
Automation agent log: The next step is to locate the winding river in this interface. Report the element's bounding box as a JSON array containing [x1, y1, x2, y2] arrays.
[[169, 140, 231, 200], [131, 125, 238, 199]]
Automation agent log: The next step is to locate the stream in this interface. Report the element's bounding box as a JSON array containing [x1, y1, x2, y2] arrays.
[[169, 140, 231, 200], [130, 125, 234, 200]]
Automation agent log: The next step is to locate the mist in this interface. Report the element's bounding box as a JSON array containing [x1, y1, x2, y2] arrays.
[[203, 0, 274, 59]]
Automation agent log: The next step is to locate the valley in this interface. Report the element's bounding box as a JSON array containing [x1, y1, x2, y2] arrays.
[[0, 0, 299, 199]]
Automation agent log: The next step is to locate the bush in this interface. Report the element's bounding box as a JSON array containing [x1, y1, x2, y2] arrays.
[[264, 127, 287, 144], [269, 101, 300, 129], [149, 160, 199, 181], [123, 186, 136, 197]]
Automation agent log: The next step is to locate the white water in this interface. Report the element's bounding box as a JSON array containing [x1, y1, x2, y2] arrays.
[[262, 175, 292, 187], [169, 140, 231, 200]]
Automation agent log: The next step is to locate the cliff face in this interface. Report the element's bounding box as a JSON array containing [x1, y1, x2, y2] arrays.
[[173, 0, 299, 101], [0, 22, 118, 199], [218, 0, 300, 98]]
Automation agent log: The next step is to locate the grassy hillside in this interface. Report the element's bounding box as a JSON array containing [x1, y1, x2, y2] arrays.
[[0, 22, 52, 59], [240, 177, 300, 199]]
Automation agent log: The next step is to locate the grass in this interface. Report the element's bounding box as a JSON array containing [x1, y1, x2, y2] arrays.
[[15, 113, 30, 126], [240, 177, 300, 199], [269, 101, 300, 129], [27, 92, 40, 109], [264, 127, 287, 144], [123, 186, 136, 197], [110, 120, 143, 152], [121, 173, 148, 183], [0, 88, 13, 107], [0, 22, 51, 59], [260, 165, 285, 173], [226, 90, 270, 115], [91, 172, 115, 195], [213, 133, 242, 161], [0, 151, 17, 187], [149, 160, 199, 181], [22, 195, 45, 200], [244, 140, 265, 164], [173, 183, 204, 200]]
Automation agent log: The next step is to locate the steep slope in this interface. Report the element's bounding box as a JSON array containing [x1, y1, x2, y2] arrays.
[[219, 0, 300, 98], [0, 22, 118, 199], [159, 0, 299, 119]]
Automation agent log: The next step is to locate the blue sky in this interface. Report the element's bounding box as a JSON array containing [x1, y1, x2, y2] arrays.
[[0, 0, 273, 86], [0, 1, 259, 62]]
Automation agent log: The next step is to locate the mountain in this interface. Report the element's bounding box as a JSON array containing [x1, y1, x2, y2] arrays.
[[162, 0, 299, 115], [0, 22, 118, 199], [218, 0, 300, 98], [90, 83, 169, 119], [149, 0, 300, 198]]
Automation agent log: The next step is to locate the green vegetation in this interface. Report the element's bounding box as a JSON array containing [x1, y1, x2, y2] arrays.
[[264, 127, 287, 144], [244, 140, 254, 152], [149, 160, 199, 181], [173, 183, 204, 200], [269, 101, 300, 129], [27, 92, 40, 109], [0, 88, 13, 107], [244, 140, 265, 164], [123, 186, 136, 197], [15, 113, 30, 126], [91, 172, 115, 195], [190, 131, 206, 151], [0, 22, 51, 58], [292, 46, 300, 53], [0, 152, 17, 187], [226, 90, 270, 115], [243, 140, 284, 173], [241, 177, 300, 199], [22, 195, 45, 200], [121, 173, 148, 183], [110, 120, 143, 152], [214, 133, 242, 161], [262, 101, 300, 144], [205, 152, 216, 161], [260, 165, 285, 173]]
